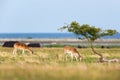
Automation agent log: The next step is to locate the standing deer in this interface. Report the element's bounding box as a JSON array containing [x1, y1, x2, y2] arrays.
[[64, 46, 82, 61], [13, 42, 33, 54]]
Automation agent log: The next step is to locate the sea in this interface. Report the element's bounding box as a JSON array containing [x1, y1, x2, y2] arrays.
[[0, 33, 120, 39]]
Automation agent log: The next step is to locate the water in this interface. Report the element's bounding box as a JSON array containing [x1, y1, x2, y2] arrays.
[[0, 33, 120, 39]]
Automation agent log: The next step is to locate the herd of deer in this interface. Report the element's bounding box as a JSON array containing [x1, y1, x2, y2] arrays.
[[12, 42, 120, 62], [12, 42, 82, 61]]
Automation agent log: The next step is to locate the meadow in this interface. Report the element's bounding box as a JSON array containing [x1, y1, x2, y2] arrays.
[[0, 46, 120, 80]]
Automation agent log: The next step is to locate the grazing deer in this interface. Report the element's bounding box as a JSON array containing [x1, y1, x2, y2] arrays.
[[64, 46, 82, 61], [13, 42, 33, 54]]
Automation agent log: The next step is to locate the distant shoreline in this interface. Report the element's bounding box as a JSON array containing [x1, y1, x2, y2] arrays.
[[0, 38, 120, 46], [0, 38, 120, 42]]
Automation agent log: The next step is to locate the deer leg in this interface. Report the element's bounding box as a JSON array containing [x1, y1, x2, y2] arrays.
[[13, 49, 17, 54], [22, 49, 25, 54], [75, 56, 78, 61], [70, 55, 74, 62], [65, 54, 68, 61]]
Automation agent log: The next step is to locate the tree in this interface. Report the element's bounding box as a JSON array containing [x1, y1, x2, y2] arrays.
[[59, 21, 117, 62], [59, 21, 80, 39]]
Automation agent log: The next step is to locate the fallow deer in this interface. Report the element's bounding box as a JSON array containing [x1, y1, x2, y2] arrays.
[[64, 46, 82, 61], [13, 42, 33, 54]]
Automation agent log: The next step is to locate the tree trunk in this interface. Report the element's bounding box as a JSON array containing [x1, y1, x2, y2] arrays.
[[89, 40, 105, 62]]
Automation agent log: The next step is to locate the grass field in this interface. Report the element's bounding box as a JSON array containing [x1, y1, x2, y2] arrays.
[[0, 46, 120, 80]]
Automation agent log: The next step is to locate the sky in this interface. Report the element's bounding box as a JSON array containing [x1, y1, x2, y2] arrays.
[[0, 0, 120, 33]]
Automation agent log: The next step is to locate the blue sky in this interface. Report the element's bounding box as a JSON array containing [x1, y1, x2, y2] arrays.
[[0, 0, 120, 33]]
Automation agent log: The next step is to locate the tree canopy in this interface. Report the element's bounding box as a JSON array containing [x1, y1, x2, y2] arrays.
[[59, 21, 117, 42]]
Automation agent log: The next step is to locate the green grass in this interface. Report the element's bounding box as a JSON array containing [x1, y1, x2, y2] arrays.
[[0, 47, 120, 80]]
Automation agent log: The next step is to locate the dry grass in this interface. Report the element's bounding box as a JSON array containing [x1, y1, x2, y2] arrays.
[[0, 47, 120, 80]]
